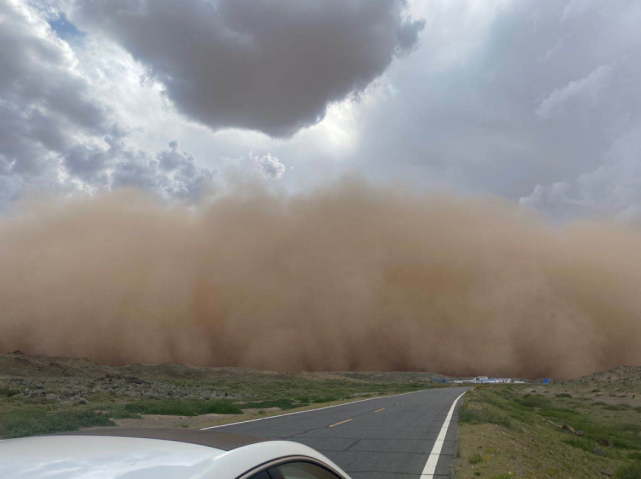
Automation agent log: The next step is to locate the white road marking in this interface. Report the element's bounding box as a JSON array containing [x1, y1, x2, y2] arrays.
[[200, 390, 423, 430], [420, 391, 466, 478]]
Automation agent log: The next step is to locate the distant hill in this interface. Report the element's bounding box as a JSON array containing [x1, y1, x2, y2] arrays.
[[559, 365, 641, 392]]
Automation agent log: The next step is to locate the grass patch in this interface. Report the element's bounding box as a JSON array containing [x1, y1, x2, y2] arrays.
[[124, 399, 242, 416], [310, 395, 343, 403], [456, 385, 641, 479], [519, 394, 552, 409], [564, 436, 597, 453], [603, 404, 632, 411], [539, 407, 581, 421], [617, 462, 641, 479], [460, 403, 513, 429], [240, 399, 299, 410], [468, 453, 484, 464], [556, 393, 573, 398], [0, 407, 113, 439], [0, 387, 21, 397]]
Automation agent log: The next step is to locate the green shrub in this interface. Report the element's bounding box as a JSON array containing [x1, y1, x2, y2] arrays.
[[0, 408, 113, 439], [124, 399, 241, 416], [311, 396, 341, 403], [468, 453, 484, 464], [240, 399, 297, 410], [0, 387, 21, 397], [556, 393, 573, 398], [519, 394, 552, 409], [460, 404, 513, 429], [539, 408, 581, 422], [563, 437, 594, 453]]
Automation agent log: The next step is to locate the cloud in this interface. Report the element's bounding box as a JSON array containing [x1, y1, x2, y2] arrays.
[[66, 130, 214, 202], [0, 0, 108, 205], [535, 65, 612, 120], [0, 1, 105, 134], [0, 0, 221, 207], [249, 151, 285, 179], [3, 0, 641, 225], [69, 0, 425, 137], [344, 0, 641, 209], [520, 123, 641, 221], [561, 0, 603, 22]]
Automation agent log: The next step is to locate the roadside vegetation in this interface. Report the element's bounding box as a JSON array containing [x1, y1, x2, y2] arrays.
[[0, 352, 447, 439], [454, 380, 641, 479]]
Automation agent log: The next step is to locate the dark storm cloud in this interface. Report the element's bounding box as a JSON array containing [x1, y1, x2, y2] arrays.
[[70, 0, 425, 137]]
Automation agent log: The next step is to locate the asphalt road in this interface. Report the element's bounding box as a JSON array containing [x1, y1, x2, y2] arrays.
[[207, 386, 470, 479]]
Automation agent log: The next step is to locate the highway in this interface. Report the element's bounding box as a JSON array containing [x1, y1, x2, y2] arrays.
[[203, 386, 470, 479]]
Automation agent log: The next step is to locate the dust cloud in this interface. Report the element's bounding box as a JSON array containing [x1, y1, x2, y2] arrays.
[[1, 178, 640, 378]]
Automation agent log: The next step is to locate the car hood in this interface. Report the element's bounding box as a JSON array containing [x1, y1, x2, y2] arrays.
[[0, 435, 225, 479]]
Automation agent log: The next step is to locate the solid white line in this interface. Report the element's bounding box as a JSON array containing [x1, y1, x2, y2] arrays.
[[420, 391, 466, 478], [200, 390, 422, 430]]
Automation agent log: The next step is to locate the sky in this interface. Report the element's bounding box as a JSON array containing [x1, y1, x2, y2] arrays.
[[2, 0, 641, 222]]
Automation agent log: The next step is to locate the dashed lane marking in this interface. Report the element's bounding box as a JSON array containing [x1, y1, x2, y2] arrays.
[[328, 418, 353, 428]]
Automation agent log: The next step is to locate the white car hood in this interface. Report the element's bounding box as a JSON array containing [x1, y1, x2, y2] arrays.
[[0, 435, 225, 479], [0, 433, 351, 479]]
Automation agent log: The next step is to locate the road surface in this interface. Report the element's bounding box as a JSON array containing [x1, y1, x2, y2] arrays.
[[204, 386, 470, 479]]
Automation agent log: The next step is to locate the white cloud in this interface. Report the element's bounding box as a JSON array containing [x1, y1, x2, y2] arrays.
[[0, 0, 218, 207], [249, 152, 285, 180]]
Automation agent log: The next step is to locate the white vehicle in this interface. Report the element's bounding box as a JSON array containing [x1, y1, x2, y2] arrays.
[[0, 428, 351, 479]]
